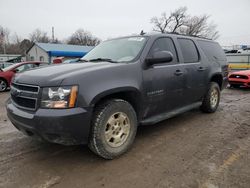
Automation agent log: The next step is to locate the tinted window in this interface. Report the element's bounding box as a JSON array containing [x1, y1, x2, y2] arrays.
[[178, 39, 199, 63], [198, 40, 227, 61], [148, 37, 178, 62]]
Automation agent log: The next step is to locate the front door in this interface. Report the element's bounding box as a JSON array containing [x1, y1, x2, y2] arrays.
[[142, 37, 186, 119]]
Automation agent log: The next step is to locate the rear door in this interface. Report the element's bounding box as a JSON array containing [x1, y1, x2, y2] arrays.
[[177, 38, 208, 104], [142, 37, 186, 118]]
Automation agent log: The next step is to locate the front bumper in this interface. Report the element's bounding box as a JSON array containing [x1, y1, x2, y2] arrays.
[[6, 99, 93, 145], [228, 78, 250, 87]]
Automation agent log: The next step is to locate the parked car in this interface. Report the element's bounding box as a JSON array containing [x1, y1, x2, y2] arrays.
[[6, 33, 228, 159], [225, 49, 241, 54], [52, 57, 80, 64], [238, 48, 250, 54], [0, 61, 47, 92], [0, 62, 13, 69], [62, 58, 80, 63], [228, 70, 250, 88]]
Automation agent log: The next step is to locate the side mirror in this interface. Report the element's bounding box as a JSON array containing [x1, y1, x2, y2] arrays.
[[145, 51, 173, 66]]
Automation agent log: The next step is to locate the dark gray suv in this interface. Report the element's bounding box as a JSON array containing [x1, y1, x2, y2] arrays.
[[6, 33, 228, 159]]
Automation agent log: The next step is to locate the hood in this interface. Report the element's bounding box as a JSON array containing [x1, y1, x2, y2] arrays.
[[14, 62, 122, 86]]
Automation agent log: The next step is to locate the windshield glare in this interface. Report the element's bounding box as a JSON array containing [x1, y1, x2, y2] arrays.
[[82, 37, 147, 62], [2, 63, 19, 72]]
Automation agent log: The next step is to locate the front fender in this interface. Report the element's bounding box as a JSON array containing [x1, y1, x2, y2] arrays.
[[89, 86, 142, 107]]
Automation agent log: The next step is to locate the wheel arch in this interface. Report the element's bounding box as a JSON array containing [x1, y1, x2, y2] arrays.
[[210, 73, 223, 89], [90, 87, 142, 118]]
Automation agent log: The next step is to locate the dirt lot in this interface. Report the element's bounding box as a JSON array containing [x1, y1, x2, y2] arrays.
[[0, 88, 249, 188]]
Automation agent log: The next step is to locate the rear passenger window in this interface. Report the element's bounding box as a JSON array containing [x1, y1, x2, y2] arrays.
[[198, 40, 227, 61], [148, 37, 178, 62], [178, 39, 199, 63]]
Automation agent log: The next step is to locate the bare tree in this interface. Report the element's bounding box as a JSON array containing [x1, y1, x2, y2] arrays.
[[29, 29, 50, 43], [151, 7, 188, 33], [0, 26, 10, 53], [19, 39, 32, 55], [150, 7, 219, 39], [5, 33, 23, 54], [12, 33, 22, 45], [181, 15, 219, 39], [151, 12, 173, 33], [67, 29, 100, 46], [170, 7, 188, 32]]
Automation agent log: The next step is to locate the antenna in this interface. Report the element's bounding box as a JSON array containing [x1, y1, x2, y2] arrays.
[[140, 30, 146, 35]]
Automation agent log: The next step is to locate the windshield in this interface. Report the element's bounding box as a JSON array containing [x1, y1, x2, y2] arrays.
[[82, 36, 147, 62], [2, 63, 20, 72]]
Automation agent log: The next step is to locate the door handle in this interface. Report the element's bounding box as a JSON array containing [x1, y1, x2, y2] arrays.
[[174, 70, 183, 76], [197, 67, 206, 71]]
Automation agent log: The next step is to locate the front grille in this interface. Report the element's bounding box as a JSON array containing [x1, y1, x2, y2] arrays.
[[229, 74, 249, 79], [11, 82, 39, 92], [229, 81, 244, 85], [10, 83, 40, 110]]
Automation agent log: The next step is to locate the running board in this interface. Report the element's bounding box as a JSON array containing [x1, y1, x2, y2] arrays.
[[140, 102, 202, 125]]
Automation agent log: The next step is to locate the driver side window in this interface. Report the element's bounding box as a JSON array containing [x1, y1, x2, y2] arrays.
[[148, 37, 178, 62]]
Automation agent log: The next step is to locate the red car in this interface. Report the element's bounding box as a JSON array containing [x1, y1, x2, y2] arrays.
[[228, 70, 250, 88], [0, 61, 47, 92]]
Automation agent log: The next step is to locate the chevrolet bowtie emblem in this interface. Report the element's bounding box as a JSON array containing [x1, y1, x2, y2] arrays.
[[11, 88, 21, 97]]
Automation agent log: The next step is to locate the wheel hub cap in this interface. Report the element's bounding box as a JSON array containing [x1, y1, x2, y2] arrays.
[[210, 88, 218, 108], [105, 112, 130, 147]]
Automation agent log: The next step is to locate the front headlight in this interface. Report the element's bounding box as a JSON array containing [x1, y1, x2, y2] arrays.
[[41, 86, 78, 109]]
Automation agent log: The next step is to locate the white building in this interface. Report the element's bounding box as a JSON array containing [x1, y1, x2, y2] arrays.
[[26, 43, 94, 63]]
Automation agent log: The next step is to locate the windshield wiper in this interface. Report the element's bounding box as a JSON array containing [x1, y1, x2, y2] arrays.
[[88, 58, 117, 63], [79, 59, 89, 62]]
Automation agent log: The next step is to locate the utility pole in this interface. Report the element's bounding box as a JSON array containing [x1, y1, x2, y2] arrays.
[[0, 31, 6, 54], [52, 27, 55, 43], [3, 42, 6, 54]]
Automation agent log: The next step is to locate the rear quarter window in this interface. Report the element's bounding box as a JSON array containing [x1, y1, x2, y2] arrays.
[[177, 38, 199, 63], [198, 40, 227, 61]]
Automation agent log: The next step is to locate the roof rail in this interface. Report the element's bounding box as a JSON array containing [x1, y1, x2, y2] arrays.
[[165, 32, 212, 40]]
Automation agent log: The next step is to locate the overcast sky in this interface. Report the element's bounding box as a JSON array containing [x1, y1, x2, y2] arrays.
[[1, 0, 250, 46]]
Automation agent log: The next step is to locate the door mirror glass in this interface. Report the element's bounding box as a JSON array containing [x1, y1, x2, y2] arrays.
[[146, 51, 173, 66]]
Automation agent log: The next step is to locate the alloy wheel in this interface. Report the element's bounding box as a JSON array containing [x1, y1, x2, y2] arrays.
[[0, 80, 7, 92]]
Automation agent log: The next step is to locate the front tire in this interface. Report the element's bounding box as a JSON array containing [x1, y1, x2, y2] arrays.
[[88, 99, 137, 159], [201, 82, 220, 113]]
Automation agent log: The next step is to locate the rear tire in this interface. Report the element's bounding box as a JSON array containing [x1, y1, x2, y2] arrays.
[[0, 78, 8, 92], [201, 82, 220, 113], [88, 99, 137, 159]]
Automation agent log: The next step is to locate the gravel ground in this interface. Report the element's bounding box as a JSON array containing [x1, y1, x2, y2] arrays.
[[0, 88, 249, 188]]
